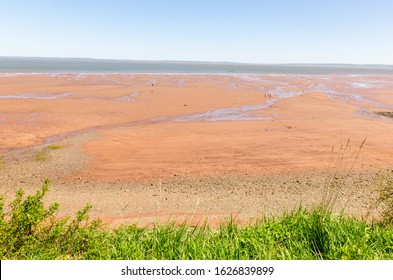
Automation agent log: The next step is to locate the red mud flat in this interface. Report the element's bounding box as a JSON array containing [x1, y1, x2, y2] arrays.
[[1, 74, 393, 226]]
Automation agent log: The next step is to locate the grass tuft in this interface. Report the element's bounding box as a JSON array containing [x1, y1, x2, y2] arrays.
[[320, 138, 366, 211], [48, 144, 62, 150], [34, 144, 62, 161], [35, 151, 47, 161]]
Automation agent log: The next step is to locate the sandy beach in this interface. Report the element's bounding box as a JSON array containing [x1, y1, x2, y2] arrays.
[[1, 73, 393, 226]]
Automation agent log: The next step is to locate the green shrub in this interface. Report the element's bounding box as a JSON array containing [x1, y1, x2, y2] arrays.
[[0, 179, 102, 259]]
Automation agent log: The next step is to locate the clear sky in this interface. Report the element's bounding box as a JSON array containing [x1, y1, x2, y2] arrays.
[[1, 0, 393, 64]]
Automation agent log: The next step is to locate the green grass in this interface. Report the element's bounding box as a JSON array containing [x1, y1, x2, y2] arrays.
[[48, 144, 62, 151], [35, 151, 47, 161], [34, 144, 62, 161], [1, 179, 392, 260]]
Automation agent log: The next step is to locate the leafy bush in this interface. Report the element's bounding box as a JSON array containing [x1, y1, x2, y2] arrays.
[[0, 179, 103, 259]]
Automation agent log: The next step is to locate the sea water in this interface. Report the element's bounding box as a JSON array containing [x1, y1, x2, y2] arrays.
[[1, 57, 393, 74]]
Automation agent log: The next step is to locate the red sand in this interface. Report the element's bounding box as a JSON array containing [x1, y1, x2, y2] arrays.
[[1, 74, 393, 225], [2, 74, 393, 179]]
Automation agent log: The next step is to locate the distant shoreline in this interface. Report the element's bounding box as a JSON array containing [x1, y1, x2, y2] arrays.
[[2, 57, 393, 74]]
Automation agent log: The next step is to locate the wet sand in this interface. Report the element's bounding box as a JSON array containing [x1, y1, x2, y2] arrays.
[[1, 74, 393, 226]]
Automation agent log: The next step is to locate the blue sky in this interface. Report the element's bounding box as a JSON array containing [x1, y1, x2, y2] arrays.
[[1, 0, 392, 64]]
